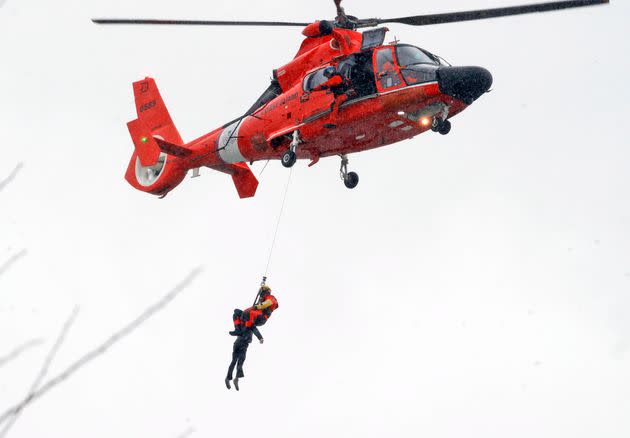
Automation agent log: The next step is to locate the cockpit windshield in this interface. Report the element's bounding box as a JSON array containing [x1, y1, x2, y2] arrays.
[[395, 45, 441, 86], [396, 45, 440, 67]]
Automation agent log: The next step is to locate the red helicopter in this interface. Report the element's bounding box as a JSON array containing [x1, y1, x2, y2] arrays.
[[94, 0, 608, 198]]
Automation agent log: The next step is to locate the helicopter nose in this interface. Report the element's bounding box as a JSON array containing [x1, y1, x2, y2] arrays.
[[437, 66, 493, 104]]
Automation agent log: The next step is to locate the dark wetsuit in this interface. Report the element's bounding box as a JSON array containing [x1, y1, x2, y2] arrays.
[[226, 326, 262, 380]]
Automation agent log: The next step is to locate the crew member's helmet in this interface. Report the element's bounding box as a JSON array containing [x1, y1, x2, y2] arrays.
[[259, 285, 272, 296], [323, 66, 336, 78]]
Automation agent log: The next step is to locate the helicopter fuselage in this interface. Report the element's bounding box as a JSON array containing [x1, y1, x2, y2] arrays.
[[125, 26, 492, 197]]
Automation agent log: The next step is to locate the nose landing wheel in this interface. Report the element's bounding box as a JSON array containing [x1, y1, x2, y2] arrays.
[[431, 118, 451, 135], [340, 155, 359, 189], [344, 172, 359, 189]]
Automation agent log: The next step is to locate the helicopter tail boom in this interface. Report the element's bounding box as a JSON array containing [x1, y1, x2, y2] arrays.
[[124, 77, 258, 198]]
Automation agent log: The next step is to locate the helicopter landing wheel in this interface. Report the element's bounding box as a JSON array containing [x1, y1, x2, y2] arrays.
[[438, 120, 451, 135], [432, 118, 451, 135], [281, 150, 297, 168], [339, 154, 359, 189], [344, 172, 359, 189]]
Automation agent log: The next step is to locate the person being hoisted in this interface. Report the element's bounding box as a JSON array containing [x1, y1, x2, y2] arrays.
[[225, 321, 263, 391], [225, 284, 279, 390], [312, 66, 352, 130]]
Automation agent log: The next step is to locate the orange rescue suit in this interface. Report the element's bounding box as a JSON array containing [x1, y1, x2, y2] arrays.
[[244, 293, 279, 328], [312, 74, 345, 93]]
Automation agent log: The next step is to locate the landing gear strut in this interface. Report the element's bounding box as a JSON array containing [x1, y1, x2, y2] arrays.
[[431, 118, 451, 135], [281, 130, 300, 168], [340, 155, 359, 189]]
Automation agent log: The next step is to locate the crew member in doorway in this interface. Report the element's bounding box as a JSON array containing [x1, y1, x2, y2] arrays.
[[312, 66, 352, 129]]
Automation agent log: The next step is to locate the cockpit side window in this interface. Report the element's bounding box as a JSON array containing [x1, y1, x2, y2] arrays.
[[303, 68, 330, 92], [396, 45, 440, 86], [375, 47, 402, 90]]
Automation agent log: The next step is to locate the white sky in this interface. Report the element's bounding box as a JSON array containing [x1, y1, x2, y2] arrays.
[[1, 0, 629, 437]]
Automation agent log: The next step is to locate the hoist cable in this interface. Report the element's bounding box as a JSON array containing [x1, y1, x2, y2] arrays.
[[258, 160, 270, 178], [263, 167, 294, 280]]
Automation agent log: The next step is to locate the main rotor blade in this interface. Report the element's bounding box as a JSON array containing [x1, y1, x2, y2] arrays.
[[334, 0, 344, 17], [91, 19, 309, 27], [375, 0, 609, 27]]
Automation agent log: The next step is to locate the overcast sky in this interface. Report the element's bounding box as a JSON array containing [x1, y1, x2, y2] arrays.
[[1, 0, 628, 437]]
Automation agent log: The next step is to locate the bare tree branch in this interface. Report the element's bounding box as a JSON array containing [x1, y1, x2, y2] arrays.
[[0, 308, 79, 437], [0, 164, 23, 193], [0, 250, 27, 278], [175, 426, 195, 438], [0, 268, 203, 426], [0, 339, 44, 370]]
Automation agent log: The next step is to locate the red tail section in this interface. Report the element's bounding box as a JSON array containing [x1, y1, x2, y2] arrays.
[[210, 162, 259, 199], [125, 78, 188, 196], [124, 77, 259, 199], [132, 78, 183, 143], [231, 163, 259, 199], [128, 78, 185, 166]]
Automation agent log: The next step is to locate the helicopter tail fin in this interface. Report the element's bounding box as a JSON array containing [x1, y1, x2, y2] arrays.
[[131, 77, 183, 146], [124, 77, 188, 197], [208, 163, 259, 199]]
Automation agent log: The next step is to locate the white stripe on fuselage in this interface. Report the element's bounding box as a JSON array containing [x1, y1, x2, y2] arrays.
[[218, 120, 246, 164]]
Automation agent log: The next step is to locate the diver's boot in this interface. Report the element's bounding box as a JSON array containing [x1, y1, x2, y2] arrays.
[[233, 377, 240, 391], [225, 377, 231, 390]]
